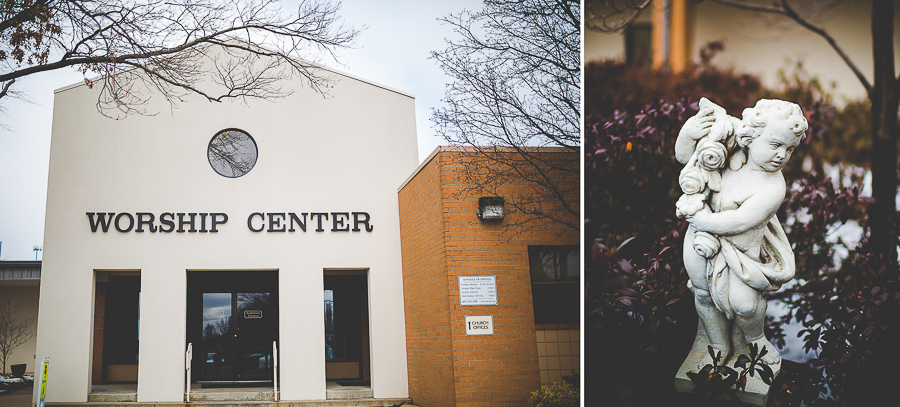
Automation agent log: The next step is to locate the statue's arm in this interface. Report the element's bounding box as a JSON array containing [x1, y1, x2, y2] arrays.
[[675, 107, 716, 163], [688, 181, 785, 236]]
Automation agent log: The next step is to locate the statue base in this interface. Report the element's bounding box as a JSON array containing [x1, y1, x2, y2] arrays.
[[674, 325, 781, 406]]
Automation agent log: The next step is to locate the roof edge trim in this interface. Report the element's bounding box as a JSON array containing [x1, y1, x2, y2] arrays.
[[54, 38, 415, 98], [397, 145, 574, 192]]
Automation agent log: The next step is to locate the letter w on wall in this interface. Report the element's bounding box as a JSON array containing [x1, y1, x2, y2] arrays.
[[87, 212, 116, 232]]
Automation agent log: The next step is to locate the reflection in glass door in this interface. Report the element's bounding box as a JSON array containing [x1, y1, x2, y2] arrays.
[[202, 293, 232, 381], [199, 292, 274, 381], [235, 292, 273, 380], [325, 290, 334, 359]]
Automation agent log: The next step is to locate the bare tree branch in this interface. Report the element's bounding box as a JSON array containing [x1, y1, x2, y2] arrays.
[[0, 0, 362, 117], [0, 297, 35, 375], [710, 0, 873, 95], [586, 0, 652, 34], [431, 0, 580, 233], [0, 78, 14, 99]]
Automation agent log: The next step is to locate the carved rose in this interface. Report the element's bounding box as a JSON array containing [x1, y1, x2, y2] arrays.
[[676, 193, 707, 218], [693, 231, 720, 259], [697, 140, 728, 171], [679, 168, 707, 195]]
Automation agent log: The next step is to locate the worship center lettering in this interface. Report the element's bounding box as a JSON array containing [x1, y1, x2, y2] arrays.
[[85, 211, 373, 233]]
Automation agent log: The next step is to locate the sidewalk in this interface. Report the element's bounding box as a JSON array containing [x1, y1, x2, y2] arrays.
[[1, 385, 32, 407]]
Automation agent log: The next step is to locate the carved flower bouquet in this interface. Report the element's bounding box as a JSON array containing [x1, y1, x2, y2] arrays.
[[676, 98, 737, 258]]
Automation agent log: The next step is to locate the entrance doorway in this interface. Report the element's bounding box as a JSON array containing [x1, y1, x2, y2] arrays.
[[324, 272, 370, 383], [92, 271, 141, 384], [186, 271, 278, 384]]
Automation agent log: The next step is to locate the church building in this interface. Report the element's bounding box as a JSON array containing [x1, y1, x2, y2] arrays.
[[31, 44, 579, 406]]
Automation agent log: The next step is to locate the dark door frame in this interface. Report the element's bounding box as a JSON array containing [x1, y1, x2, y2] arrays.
[[186, 270, 279, 384]]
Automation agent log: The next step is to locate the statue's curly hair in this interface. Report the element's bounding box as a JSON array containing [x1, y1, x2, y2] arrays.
[[735, 99, 808, 146]]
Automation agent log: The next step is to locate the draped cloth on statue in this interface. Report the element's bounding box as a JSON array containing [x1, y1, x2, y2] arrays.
[[706, 217, 795, 321]]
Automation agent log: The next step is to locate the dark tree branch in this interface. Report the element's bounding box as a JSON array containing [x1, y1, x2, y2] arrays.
[[0, 0, 55, 33], [0, 297, 35, 375], [0, 79, 14, 99], [431, 0, 579, 233], [709, 0, 874, 95], [586, 0, 652, 33], [0, 0, 361, 116]]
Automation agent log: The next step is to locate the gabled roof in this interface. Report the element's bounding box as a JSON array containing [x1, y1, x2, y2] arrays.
[[54, 38, 414, 98]]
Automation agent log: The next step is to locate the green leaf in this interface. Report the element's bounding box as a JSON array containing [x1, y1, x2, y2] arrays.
[[758, 364, 775, 384], [722, 371, 738, 388], [734, 354, 751, 369], [699, 364, 713, 378], [736, 376, 747, 391]]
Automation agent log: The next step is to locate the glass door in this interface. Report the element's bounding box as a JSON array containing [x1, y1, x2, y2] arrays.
[[187, 271, 278, 384], [235, 292, 273, 380], [201, 293, 233, 381]]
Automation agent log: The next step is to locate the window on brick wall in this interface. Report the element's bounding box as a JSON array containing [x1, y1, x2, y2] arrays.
[[528, 245, 579, 324]]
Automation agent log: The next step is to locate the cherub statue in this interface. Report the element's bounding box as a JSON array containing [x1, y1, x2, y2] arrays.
[[675, 98, 806, 372]]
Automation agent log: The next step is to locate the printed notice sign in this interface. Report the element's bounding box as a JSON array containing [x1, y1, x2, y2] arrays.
[[38, 356, 49, 407], [465, 315, 494, 336], [459, 275, 498, 306]]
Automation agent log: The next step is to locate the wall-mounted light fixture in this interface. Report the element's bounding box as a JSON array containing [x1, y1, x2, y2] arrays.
[[477, 197, 505, 221]]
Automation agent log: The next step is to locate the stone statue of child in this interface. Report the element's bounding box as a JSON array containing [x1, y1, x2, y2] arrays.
[[675, 98, 807, 370]]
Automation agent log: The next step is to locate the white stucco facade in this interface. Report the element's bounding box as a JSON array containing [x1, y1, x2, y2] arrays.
[[34, 47, 416, 403]]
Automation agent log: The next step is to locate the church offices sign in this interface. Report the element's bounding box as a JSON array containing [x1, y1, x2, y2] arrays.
[[85, 211, 375, 233]]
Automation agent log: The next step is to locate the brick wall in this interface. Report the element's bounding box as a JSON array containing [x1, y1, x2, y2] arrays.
[[92, 281, 106, 384], [400, 153, 456, 407], [400, 147, 578, 407]]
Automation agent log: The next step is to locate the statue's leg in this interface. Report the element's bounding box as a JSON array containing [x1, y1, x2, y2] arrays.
[[684, 227, 731, 367], [730, 280, 780, 365], [693, 287, 732, 367]]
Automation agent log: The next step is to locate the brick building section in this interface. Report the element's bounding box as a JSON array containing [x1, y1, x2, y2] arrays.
[[399, 147, 578, 407], [92, 281, 106, 385]]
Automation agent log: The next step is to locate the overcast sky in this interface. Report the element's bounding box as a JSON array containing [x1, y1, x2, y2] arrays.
[[0, 0, 482, 260]]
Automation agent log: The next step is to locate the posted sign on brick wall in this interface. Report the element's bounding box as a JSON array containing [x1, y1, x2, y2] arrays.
[[465, 315, 494, 336], [458, 275, 498, 306]]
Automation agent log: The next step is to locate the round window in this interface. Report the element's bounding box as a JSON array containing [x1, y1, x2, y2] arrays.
[[207, 129, 258, 178]]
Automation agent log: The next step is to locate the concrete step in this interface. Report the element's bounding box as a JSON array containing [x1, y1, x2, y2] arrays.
[[190, 390, 276, 402], [326, 387, 374, 400], [70, 383, 402, 406], [87, 393, 137, 402], [49, 399, 414, 407]]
